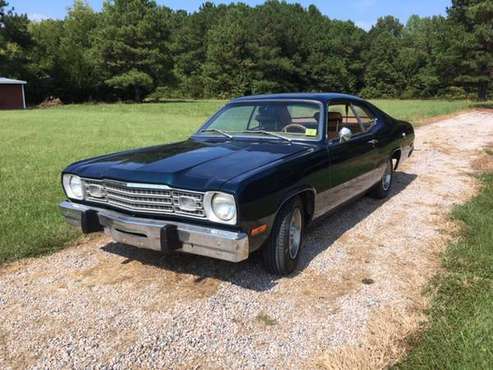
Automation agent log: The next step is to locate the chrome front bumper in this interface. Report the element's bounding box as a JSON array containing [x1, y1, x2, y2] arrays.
[[59, 201, 249, 262]]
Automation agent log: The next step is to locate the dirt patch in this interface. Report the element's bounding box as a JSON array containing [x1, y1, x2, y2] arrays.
[[471, 145, 493, 172], [415, 110, 472, 126], [316, 306, 423, 370], [1, 111, 493, 369]]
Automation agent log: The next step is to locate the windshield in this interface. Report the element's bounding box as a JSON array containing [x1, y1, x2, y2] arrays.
[[198, 101, 322, 140]]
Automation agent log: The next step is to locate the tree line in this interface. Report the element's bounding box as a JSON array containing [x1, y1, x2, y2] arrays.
[[0, 0, 491, 104]]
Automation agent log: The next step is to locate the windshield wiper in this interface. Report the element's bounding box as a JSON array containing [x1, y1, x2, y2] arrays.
[[241, 130, 292, 143], [199, 128, 233, 139]]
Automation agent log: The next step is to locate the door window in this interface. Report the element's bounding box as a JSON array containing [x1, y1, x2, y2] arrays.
[[328, 103, 364, 138], [351, 104, 377, 132]]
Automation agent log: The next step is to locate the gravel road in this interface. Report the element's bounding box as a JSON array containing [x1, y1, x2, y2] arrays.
[[1, 111, 493, 369]]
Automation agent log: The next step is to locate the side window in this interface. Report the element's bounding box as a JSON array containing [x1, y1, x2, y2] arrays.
[[328, 103, 363, 135], [327, 104, 347, 140], [351, 104, 377, 132]]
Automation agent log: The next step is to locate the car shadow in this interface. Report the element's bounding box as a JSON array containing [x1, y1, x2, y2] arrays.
[[102, 171, 417, 292]]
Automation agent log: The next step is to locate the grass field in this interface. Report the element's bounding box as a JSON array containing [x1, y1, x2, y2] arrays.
[[0, 99, 484, 264], [396, 169, 493, 369]]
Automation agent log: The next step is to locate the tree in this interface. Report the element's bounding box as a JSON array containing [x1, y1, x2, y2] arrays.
[[248, 1, 311, 93], [305, 15, 366, 94], [28, 19, 65, 102], [2, 0, 490, 102], [170, 2, 226, 97], [58, 0, 99, 101], [447, 0, 493, 100], [202, 5, 255, 97], [0, 1, 33, 80], [361, 16, 405, 98], [397, 15, 450, 97], [92, 0, 174, 101]]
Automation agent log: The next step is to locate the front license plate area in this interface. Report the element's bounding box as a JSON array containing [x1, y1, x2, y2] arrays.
[[160, 224, 182, 253]]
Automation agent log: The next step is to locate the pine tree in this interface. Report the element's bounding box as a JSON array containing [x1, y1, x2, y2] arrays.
[[92, 0, 174, 101], [202, 5, 255, 98], [361, 16, 405, 98], [448, 0, 493, 100], [58, 0, 99, 101]]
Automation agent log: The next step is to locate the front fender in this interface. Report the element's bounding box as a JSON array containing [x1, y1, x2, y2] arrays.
[[220, 146, 323, 252]]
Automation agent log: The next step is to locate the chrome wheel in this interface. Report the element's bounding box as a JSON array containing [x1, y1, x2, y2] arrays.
[[288, 208, 302, 259], [382, 160, 392, 191]]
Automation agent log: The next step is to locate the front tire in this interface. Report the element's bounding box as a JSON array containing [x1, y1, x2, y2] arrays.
[[262, 197, 304, 275], [369, 158, 393, 199]]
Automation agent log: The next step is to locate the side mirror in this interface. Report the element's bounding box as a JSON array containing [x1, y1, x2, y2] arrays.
[[339, 127, 352, 143]]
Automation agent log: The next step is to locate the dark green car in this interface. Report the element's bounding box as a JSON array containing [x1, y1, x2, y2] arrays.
[[60, 93, 414, 275]]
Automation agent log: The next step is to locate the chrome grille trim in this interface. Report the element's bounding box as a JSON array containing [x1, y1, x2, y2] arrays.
[[81, 178, 206, 219]]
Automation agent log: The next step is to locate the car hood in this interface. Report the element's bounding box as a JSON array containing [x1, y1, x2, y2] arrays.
[[65, 139, 313, 190]]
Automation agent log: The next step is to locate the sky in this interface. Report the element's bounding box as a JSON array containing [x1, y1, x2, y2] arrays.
[[10, 0, 451, 31]]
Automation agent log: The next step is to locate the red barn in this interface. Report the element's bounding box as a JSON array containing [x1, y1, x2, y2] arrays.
[[0, 77, 27, 109]]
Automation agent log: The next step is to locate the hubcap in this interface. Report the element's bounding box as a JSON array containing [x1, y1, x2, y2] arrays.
[[382, 160, 392, 191], [288, 208, 302, 259]]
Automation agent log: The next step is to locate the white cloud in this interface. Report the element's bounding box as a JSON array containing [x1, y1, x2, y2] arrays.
[[355, 20, 375, 31], [27, 13, 50, 22]]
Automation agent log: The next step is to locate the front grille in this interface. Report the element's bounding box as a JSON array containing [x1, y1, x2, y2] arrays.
[[82, 179, 206, 218]]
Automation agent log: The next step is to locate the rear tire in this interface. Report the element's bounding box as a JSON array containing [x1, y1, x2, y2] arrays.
[[262, 197, 304, 275], [369, 158, 393, 199]]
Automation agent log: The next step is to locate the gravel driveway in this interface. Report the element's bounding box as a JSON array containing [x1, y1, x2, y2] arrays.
[[1, 111, 493, 369]]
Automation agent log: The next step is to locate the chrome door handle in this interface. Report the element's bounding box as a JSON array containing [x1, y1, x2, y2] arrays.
[[368, 139, 378, 146]]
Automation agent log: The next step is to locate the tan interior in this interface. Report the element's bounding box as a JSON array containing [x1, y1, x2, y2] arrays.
[[328, 112, 365, 139], [328, 112, 343, 139]]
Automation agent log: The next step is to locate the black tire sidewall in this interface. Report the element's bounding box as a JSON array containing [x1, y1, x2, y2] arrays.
[[370, 158, 394, 199], [263, 198, 304, 275], [382, 159, 393, 194]]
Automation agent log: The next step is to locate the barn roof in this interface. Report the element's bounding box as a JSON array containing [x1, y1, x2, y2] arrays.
[[0, 77, 27, 85]]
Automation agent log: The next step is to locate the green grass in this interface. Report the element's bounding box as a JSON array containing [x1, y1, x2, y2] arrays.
[[396, 171, 493, 369], [372, 99, 475, 124], [0, 99, 483, 264], [0, 101, 223, 263]]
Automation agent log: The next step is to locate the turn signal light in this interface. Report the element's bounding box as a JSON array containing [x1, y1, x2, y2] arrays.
[[250, 224, 268, 236]]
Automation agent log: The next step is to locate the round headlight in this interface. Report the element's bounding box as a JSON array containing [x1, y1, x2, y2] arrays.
[[63, 174, 83, 200], [212, 193, 236, 221]]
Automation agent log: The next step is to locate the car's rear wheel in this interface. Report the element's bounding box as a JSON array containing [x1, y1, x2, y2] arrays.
[[369, 158, 393, 199], [262, 197, 304, 275]]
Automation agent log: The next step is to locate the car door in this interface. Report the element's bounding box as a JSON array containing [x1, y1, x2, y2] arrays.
[[349, 101, 384, 184], [314, 100, 380, 217]]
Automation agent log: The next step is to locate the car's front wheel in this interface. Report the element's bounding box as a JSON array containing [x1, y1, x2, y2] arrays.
[[369, 158, 394, 199], [263, 197, 304, 275]]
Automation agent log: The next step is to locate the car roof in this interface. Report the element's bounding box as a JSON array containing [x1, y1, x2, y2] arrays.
[[230, 92, 364, 104]]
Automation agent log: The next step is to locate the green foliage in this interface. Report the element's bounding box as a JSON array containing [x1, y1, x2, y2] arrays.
[[0, 1, 34, 82], [2, 0, 492, 102], [91, 0, 174, 101], [447, 0, 493, 100], [58, 0, 99, 101], [105, 69, 154, 101], [396, 171, 493, 369], [202, 5, 255, 98]]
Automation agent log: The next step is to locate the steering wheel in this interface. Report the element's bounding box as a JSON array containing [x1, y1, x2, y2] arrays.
[[282, 123, 307, 133]]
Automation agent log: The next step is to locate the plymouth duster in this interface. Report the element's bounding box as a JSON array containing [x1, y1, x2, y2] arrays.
[[60, 93, 414, 275]]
